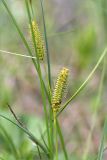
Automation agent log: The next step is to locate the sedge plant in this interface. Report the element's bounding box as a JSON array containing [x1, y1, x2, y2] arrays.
[[0, 0, 107, 159]]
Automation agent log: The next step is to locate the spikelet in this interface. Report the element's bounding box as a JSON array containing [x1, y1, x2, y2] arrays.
[[52, 67, 69, 113], [30, 20, 45, 61]]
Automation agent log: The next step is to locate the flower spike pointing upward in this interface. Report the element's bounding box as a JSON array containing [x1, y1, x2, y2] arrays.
[[52, 67, 69, 113], [30, 20, 45, 61]]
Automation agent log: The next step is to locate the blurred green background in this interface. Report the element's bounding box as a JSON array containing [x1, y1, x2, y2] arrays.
[[0, 0, 107, 159]]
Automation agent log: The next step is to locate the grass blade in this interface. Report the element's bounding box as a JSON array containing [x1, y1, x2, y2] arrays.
[[97, 118, 107, 160], [1, 0, 38, 70], [39, 1, 54, 155], [0, 49, 36, 59], [82, 59, 106, 160], [37, 145, 42, 160], [57, 47, 107, 116], [40, 0, 51, 88], [0, 114, 49, 157]]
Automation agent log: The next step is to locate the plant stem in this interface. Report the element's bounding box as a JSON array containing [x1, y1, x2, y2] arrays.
[[54, 112, 58, 160], [40, 0, 52, 88]]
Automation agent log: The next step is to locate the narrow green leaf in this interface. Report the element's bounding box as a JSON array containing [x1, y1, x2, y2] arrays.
[[39, 1, 53, 156], [37, 145, 42, 160], [57, 47, 107, 116], [82, 59, 106, 160], [40, 0, 51, 88], [97, 119, 107, 160], [0, 114, 49, 157], [1, 0, 38, 70]]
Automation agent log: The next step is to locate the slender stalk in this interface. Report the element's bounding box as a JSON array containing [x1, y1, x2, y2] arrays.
[[82, 59, 106, 160], [57, 47, 107, 116], [39, 3, 53, 153], [0, 49, 36, 59], [56, 120, 68, 160], [97, 118, 107, 160], [54, 112, 58, 160], [37, 145, 42, 160], [7, 104, 26, 128], [41, 132, 50, 151], [1, 0, 37, 68], [40, 0, 51, 88]]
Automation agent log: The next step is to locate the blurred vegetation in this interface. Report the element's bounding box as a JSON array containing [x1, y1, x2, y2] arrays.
[[0, 0, 107, 159]]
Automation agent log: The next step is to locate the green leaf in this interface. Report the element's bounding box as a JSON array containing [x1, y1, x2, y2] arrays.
[[57, 47, 107, 116], [97, 118, 107, 160]]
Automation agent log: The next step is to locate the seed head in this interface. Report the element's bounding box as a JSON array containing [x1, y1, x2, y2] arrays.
[[52, 67, 69, 113], [30, 20, 45, 61]]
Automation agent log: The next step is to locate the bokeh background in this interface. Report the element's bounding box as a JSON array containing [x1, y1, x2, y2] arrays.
[[0, 0, 107, 159]]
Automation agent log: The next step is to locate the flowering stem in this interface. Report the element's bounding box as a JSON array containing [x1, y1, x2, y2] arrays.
[[54, 112, 58, 160]]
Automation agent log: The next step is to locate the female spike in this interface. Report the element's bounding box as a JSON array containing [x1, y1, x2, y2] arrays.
[[52, 67, 69, 113], [30, 20, 45, 61]]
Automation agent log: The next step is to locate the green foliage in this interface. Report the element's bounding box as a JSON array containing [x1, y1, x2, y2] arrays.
[[0, 0, 107, 159]]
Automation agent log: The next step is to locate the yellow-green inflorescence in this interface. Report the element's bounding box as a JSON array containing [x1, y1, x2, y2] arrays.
[[52, 67, 69, 113], [31, 20, 45, 61]]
